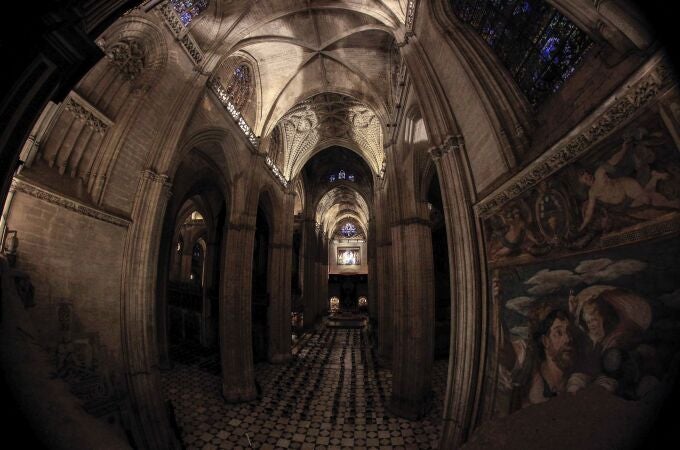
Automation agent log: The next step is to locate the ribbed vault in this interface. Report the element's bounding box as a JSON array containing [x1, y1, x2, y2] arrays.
[[277, 93, 384, 180], [315, 185, 370, 237], [199, 1, 402, 137]]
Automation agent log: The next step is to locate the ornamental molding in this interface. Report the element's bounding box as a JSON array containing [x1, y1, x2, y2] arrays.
[[157, 1, 204, 65], [265, 156, 288, 188], [12, 177, 130, 228], [63, 91, 113, 135], [208, 77, 259, 150], [406, 0, 418, 32], [475, 55, 675, 218]]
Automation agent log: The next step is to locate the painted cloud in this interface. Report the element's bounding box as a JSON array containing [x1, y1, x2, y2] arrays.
[[505, 296, 535, 316], [525, 258, 647, 295]]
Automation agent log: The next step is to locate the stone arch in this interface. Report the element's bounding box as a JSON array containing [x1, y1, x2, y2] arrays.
[[95, 15, 169, 93]]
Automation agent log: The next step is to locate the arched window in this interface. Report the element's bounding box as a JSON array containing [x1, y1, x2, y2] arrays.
[[171, 0, 209, 26], [341, 222, 357, 238], [328, 170, 355, 182], [225, 64, 252, 112], [450, 0, 592, 106]]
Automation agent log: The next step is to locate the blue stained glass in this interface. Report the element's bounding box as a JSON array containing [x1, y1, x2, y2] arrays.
[[348, 174, 355, 182], [338, 170, 346, 180], [171, 0, 209, 26], [329, 174, 336, 182], [540, 36, 559, 61], [341, 222, 357, 238], [450, 0, 592, 106]]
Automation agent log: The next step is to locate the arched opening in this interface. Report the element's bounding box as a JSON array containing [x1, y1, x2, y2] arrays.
[[428, 173, 451, 360], [160, 188, 225, 360]]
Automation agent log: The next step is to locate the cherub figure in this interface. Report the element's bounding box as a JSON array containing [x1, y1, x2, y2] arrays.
[[577, 131, 680, 231]]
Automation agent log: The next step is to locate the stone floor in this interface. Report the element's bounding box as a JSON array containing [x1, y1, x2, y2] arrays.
[[161, 322, 447, 450]]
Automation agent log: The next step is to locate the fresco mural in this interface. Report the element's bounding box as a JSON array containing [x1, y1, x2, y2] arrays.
[[485, 105, 680, 417], [485, 111, 680, 266], [491, 238, 680, 414]]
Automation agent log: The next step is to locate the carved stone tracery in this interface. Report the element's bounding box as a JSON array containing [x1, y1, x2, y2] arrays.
[[106, 39, 145, 81], [278, 93, 384, 179]]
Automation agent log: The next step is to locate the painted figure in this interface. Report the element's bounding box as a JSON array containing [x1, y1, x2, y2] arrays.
[[578, 132, 680, 231], [523, 309, 576, 405]]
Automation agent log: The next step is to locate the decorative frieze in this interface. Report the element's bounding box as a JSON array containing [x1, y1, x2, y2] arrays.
[[64, 92, 112, 134], [265, 156, 288, 188], [180, 34, 203, 64], [476, 57, 675, 218], [12, 177, 130, 228], [208, 76, 260, 149], [158, 1, 183, 35], [406, 0, 418, 32]]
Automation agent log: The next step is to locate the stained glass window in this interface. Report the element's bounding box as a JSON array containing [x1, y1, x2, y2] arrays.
[[328, 171, 355, 182], [341, 222, 357, 238], [449, 0, 592, 106], [225, 64, 252, 112], [171, 0, 209, 26]]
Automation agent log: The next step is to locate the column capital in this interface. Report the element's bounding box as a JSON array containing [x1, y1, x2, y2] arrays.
[[429, 134, 464, 160]]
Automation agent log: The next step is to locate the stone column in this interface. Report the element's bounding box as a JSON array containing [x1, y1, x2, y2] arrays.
[[302, 219, 318, 328], [367, 220, 378, 321], [201, 240, 219, 347], [388, 214, 435, 419], [319, 233, 329, 316], [220, 220, 257, 402], [375, 186, 393, 363], [121, 170, 180, 449], [376, 240, 392, 362], [432, 136, 485, 448], [268, 240, 293, 363]]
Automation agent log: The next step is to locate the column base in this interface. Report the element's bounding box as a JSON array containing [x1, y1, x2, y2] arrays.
[[387, 392, 433, 420], [269, 352, 292, 364], [222, 384, 257, 403]]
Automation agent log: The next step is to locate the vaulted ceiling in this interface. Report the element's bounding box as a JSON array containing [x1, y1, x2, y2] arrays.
[[189, 0, 406, 179]]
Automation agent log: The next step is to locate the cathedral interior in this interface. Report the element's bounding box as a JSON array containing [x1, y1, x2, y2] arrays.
[[3, 1, 680, 449]]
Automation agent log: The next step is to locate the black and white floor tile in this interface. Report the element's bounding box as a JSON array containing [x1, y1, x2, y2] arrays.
[[161, 322, 447, 450]]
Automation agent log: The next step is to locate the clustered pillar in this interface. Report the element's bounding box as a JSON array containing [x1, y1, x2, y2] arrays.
[[220, 220, 258, 402], [388, 214, 435, 419]]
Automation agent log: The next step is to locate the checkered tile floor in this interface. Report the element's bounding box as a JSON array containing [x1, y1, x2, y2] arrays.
[[161, 323, 447, 449]]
